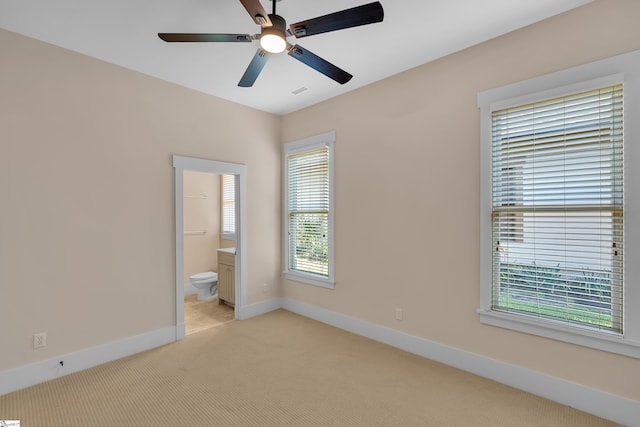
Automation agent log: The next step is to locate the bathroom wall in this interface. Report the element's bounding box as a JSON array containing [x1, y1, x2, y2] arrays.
[[219, 238, 235, 249], [183, 170, 220, 284]]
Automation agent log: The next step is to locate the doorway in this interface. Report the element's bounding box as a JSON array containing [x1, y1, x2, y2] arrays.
[[173, 156, 246, 340]]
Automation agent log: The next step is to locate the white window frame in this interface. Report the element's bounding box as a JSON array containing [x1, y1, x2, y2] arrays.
[[477, 50, 640, 358], [220, 174, 236, 241], [283, 131, 336, 289]]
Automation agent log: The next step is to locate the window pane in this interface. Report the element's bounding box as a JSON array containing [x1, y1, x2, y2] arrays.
[[491, 85, 624, 333], [287, 147, 330, 278], [222, 174, 235, 235], [494, 211, 623, 331], [287, 148, 329, 212], [289, 212, 329, 276]]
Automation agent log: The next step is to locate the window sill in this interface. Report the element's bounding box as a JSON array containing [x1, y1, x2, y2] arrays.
[[477, 309, 640, 359], [285, 271, 335, 289]]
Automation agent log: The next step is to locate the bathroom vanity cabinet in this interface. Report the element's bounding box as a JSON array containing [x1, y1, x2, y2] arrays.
[[217, 249, 235, 307]]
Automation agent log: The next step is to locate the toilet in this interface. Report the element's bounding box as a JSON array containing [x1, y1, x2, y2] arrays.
[[189, 271, 218, 300]]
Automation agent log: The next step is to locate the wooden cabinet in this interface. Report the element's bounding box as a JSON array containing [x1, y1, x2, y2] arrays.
[[217, 250, 235, 307]]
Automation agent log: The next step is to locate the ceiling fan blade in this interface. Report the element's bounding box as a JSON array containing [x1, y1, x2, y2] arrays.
[[289, 2, 384, 38], [288, 44, 352, 85], [158, 33, 253, 43], [238, 48, 271, 87], [239, 0, 272, 26]]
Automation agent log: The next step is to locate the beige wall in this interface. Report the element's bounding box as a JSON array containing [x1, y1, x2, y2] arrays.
[[2, 0, 639, 405], [219, 239, 236, 249], [183, 171, 220, 283], [281, 0, 640, 401], [0, 29, 281, 371]]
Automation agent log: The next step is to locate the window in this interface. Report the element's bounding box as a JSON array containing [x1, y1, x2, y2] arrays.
[[284, 131, 335, 288], [221, 174, 235, 239], [478, 49, 640, 358], [492, 86, 624, 332]]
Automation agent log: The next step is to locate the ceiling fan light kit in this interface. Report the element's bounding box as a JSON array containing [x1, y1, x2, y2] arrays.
[[158, 0, 384, 88], [260, 14, 287, 53]]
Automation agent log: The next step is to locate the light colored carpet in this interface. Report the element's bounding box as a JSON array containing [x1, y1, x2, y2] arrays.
[[0, 310, 619, 426], [184, 294, 235, 335]]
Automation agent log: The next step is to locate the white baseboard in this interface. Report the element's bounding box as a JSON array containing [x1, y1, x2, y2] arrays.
[[2, 297, 637, 426], [0, 297, 284, 396], [281, 298, 640, 427], [237, 297, 284, 320], [0, 326, 175, 396]]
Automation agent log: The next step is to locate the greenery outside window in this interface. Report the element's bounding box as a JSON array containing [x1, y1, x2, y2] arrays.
[[284, 131, 335, 288]]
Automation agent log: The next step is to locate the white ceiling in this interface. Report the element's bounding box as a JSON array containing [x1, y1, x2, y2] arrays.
[[1, 0, 593, 115]]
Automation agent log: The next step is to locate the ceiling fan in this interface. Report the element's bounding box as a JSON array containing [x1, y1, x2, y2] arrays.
[[158, 0, 384, 87]]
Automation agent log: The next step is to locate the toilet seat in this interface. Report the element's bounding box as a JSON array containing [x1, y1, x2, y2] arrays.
[[190, 272, 217, 282]]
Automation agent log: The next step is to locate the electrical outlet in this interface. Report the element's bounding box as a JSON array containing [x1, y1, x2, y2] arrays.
[[395, 308, 403, 321], [263, 283, 269, 293], [33, 332, 46, 349]]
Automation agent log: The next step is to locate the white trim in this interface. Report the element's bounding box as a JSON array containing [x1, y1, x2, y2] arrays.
[[477, 48, 640, 356], [0, 326, 174, 396], [283, 131, 336, 289], [3, 297, 637, 426], [284, 271, 335, 289], [173, 156, 244, 175], [236, 297, 284, 320], [280, 298, 639, 427], [284, 130, 336, 154], [174, 164, 185, 340], [478, 309, 640, 359], [478, 73, 625, 111], [0, 296, 282, 396], [173, 155, 248, 339]]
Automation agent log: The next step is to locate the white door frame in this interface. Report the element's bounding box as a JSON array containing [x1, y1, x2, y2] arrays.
[[172, 155, 247, 340]]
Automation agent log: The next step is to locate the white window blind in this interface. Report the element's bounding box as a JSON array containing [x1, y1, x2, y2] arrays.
[[221, 174, 235, 236], [287, 147, 330, 278], [491, 85, 624, 333]]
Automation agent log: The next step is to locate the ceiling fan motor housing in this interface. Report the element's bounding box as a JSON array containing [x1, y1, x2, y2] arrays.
[[264, 14, 286, 37]]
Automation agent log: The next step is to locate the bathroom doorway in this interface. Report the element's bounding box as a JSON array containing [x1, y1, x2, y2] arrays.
[[173, 156, 246, 340], [182, 170, 234, 335]]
